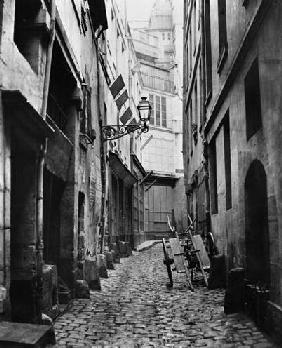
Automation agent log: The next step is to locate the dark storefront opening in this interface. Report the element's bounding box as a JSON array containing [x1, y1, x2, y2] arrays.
[[118, 179, 124, 241], [43, 168, 65, 265], [209, 138, 218, 214], [78, 192, 85, 263], [224, 113, 232, 210], [110, 174, 118, 244], [125, 187, 133, 247], [10, 133, 39, 323]]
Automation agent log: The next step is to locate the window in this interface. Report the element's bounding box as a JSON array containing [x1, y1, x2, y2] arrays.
[[81, 5, 87, 34], [80, 87, 92, 138], [199, 60, 204, 126], [185, 42, 189, 89], [0, 1, 3, 39], [204, 0, 212, 101], [161, 97, 167, 127], [210, 139, 218, 214], [224, 113, 232, 210], [156, 96, 161, 126], [78, 192, 85, 234], [193, 1, 196, 54], [217, 0, 228, 71], [14, 0, 42, 73], [189, 28, 192, 75], [194, 80, 198, 126], [149, 94, 167, 128], [167, 32, 171, 40], [47, 41, 76, 133], [162, 32, 165, 40], [189, 100, 193, 155], [184, 105, 189, 155], [191, 82, 198, 144], [149, 94, 155, 125], [245, 58, 262, 140], [139, 184, 144, 230], [242, 0, 249, 7]]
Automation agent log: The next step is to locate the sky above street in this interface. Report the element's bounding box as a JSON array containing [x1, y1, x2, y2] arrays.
[[125, 0, 154, 22]]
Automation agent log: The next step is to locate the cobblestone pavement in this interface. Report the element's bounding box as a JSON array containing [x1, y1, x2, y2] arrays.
[[54, 244, 277, 347]]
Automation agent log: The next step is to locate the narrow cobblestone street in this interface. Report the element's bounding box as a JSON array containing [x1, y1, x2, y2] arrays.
[[54, 245, 276, 348]]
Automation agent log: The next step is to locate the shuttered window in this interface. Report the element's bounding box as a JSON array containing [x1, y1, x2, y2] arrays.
[[149, 94, 154, 125], [161, 97, 167, 127], [156, 96, 161, 126]]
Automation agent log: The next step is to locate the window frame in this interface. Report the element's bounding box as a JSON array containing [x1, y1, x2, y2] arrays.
[[244, 58, 262, 140]]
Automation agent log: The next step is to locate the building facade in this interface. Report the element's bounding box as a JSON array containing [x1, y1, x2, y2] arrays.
[[0, 0, 108, 325], [183, 0, 209, 239], [130, 0, 186, 239], [103, 0, 146, 252], [183, 0, 282, 341]]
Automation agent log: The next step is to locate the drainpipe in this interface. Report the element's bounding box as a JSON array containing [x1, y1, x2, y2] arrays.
[[36, 0, 56, 319], [96, 45, 107, 254], [200, 0, 211, 232], [38, 0, 56, 240]]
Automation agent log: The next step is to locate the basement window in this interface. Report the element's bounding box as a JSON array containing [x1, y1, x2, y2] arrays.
[[14, 0, 42, 72], [245, 58, 262, 140]]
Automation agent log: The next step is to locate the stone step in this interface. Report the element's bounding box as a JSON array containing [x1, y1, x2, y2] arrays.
[[0, 321, 55, 347]]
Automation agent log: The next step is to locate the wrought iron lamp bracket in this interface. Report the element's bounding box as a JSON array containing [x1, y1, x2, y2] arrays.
[[102, 123, 148, 141]]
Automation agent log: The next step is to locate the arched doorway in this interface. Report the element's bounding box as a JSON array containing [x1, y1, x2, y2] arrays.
[[245, 160, 270, 286]]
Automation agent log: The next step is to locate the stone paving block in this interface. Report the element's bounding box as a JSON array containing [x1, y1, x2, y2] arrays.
[[53, 244, 277, 348]]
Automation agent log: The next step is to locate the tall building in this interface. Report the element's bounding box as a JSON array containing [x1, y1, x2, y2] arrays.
[[0, 0, 108, 330], [130, 0, 186, 239], [183, 0, 282, 341], [183, 0, 208, 239], [103, 0, 147, 251]]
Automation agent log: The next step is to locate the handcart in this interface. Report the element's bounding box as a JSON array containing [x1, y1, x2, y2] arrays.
[[162, 215, 210, 289]]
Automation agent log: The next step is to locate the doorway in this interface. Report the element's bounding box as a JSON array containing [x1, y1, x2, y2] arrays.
[[10, 134, 40, 323], [43, 168, 65, 265], [245, 160, 270, 286]]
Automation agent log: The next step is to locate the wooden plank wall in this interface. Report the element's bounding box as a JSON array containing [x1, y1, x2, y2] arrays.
[[145, 185, 173, 239]]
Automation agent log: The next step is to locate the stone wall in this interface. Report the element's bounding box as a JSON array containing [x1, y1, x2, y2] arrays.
[[0, 0, 106, 322], [203, 0, 282, 341]]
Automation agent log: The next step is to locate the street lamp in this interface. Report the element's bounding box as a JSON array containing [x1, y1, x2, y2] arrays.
[[102, 96, 151, 141]]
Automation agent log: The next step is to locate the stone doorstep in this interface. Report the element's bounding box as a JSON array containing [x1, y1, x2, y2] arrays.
[[0, 321, 55, 347]]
